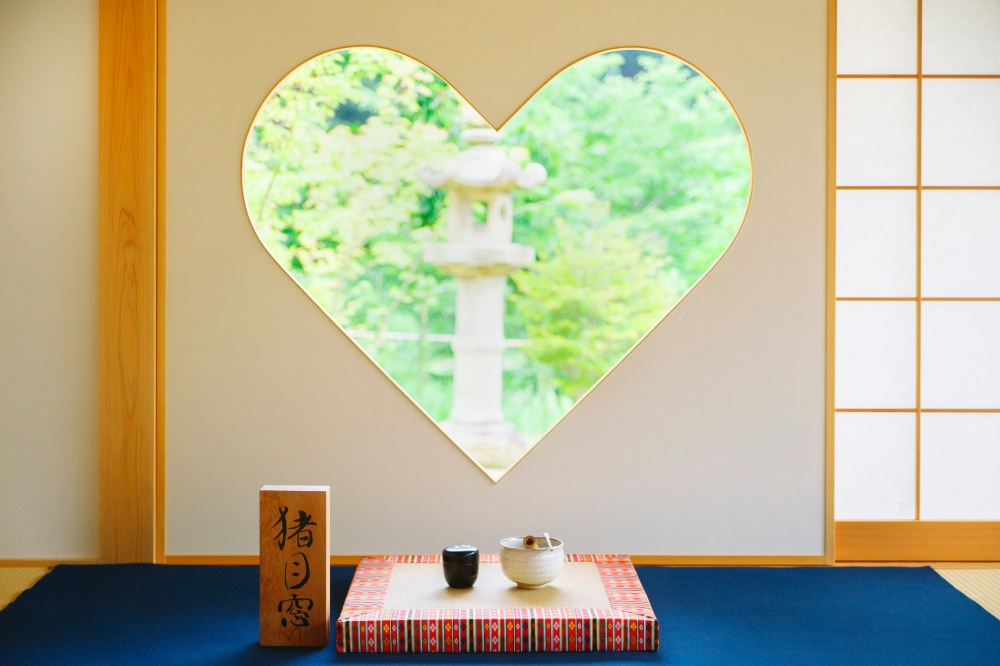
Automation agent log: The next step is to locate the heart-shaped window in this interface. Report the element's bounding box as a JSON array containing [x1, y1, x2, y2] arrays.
[[242, 47, 751, 481]]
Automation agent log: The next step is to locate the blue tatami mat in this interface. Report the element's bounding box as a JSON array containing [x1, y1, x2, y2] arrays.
[[0, 564, 997, 664]]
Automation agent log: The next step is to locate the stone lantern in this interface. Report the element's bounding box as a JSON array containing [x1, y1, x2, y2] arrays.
[[420, 108, 546, 468]]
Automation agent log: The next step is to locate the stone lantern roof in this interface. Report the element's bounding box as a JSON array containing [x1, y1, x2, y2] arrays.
[[420, 106, 546, 264], [419, 107, 546, 194]]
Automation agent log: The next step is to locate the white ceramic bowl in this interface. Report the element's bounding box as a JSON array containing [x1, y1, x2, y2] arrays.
[[500, 537, 564, 589]]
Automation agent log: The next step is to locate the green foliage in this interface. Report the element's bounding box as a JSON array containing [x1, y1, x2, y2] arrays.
[[511, 217, 674, 399], [500, 51, 750, 292], [242, 47, 751, 447], [243, 49, 461, 331]]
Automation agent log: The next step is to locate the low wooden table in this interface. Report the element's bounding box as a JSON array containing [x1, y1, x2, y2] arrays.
[[336, 554, 658, 653]]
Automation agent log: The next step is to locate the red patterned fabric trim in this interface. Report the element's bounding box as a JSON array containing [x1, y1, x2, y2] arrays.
[[336, 555, 658, 652]]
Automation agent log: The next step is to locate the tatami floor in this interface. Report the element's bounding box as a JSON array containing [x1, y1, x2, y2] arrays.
[[2, 565, 999, 620], [0, 568, 48, 612], [935, 568, 1000, 620]]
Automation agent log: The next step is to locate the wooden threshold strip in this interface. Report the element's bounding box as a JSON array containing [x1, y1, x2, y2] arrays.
[[0, 559, 99, 567], [836, 521, 1000, 562]]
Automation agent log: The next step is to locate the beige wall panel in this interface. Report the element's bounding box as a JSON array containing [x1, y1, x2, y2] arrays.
[[0, 0, 99, 559], [166, 0, 827, 556]]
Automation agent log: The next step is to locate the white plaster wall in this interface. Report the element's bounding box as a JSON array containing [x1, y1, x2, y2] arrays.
[[0, 0, 99, 559], [167, 0, 828, 556]]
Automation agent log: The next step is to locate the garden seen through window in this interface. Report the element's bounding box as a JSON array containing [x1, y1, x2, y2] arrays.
[[242, 47, 751, 480]]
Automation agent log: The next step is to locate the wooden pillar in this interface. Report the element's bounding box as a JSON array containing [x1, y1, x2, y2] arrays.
[[98, 0, 159, 563], [260, 486, 331, 646]]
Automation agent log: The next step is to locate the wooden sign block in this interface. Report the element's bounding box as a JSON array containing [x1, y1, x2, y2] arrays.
[[260, 485, 330, 646]]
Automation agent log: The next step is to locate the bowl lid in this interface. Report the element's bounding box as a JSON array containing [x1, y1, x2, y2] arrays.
[[443, 544, 479, 559]]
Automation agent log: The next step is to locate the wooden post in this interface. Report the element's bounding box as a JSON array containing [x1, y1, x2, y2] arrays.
[[98, 0, 158, 565], [260, 486, 330, 646]]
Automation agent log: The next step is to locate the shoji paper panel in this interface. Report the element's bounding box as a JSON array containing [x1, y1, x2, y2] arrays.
[[836, 190, 916, 297], [837, 79, 916, 186], [835, 412, 916, 520], [836, 301, 916, 409], [922, 302, 1000, 409], [837, 0, 917, 75], [923, 0, 1000, 74], [922, 80, 1000, 186], [922, 191, 1000, 298], [921, 413, 1000, 520]]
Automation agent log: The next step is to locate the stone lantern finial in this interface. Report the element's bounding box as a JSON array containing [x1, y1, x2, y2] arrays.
[[460, 106, 497, 146]]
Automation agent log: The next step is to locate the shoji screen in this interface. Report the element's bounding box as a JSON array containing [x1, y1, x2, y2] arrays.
[[835, 0, 1000, 524]]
